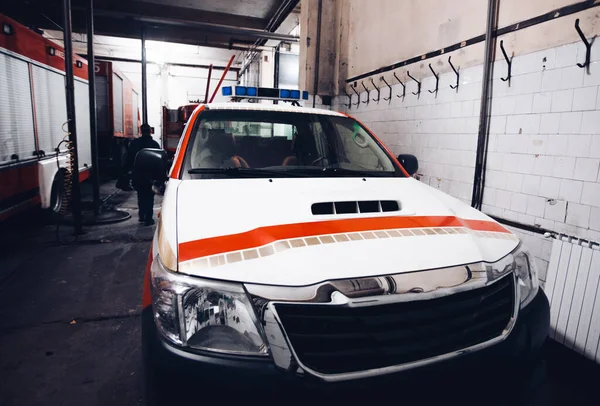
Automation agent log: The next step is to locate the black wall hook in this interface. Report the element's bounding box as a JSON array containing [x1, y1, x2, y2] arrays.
[[428, 64, 439, 96], [360, 81, 370, 105], [575, 19, 593, 70], [370, 78, 381, 103], [342, 89, 352, 109], [448, 56, 459, 90], [407, 71, 421, 97], [351, 85, 360, 107], [381, 77, 392, 103], [500, 40, 512, 83], [393, 72, 406, 100]]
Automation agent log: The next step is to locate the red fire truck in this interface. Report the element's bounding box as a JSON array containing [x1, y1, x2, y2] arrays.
[[94, 60, 140, 176], [162, 104, 198, 158], [0, 14, 91, 221]]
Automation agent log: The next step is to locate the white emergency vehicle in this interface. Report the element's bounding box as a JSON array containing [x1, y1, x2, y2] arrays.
[[139, 86, 549, 403]]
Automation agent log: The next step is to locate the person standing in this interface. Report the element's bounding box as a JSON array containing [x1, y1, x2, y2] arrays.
[[125, 124, 160, 225]]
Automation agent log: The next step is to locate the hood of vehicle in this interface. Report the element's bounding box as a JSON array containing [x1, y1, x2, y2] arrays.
[[175, 177, 519, 285]]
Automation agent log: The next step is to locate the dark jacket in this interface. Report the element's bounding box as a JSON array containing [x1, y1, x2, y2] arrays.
[[125, 135, 160, 173], [126, 135, 160, 190]]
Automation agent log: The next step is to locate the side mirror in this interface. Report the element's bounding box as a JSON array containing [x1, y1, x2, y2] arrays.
[[133, 148, 168, 191], [397, 154, 418, 176]]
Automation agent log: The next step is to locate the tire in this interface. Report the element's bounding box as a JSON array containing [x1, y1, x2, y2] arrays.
[[46, 169, 68, 220]]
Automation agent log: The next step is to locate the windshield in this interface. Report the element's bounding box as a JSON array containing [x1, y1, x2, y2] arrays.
[[182, 110, 402, 179]]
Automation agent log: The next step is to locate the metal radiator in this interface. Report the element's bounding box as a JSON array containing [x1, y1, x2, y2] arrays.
[[545, 236, 600, 363]]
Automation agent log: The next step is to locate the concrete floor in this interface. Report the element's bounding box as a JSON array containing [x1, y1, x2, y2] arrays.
[[0, 183, 599, 406]]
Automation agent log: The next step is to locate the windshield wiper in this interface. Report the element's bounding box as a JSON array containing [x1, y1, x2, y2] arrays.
[[187, 167, 308, 177], [292, 167, 397, 177]]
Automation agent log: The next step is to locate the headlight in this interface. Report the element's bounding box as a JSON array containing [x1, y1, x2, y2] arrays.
[[485, 245, 539, 307], [150, 255, 269, 356]]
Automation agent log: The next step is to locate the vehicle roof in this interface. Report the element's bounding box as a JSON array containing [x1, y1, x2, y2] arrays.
[[203, 102, 345, 117]]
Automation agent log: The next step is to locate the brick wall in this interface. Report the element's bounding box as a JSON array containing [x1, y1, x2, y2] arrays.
[[333, 39, 600, 283]]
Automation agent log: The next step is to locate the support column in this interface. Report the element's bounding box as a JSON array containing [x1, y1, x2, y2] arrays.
[[87, 0, 100, 216], [62, 0, 82, 234], [141, 28, 148, 125]]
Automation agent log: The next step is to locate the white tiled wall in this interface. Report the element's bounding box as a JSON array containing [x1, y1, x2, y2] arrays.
[[333, 40, 600, 282]]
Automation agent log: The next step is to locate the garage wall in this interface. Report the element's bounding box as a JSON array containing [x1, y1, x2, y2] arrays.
[[320, 2, 600, 283], [327, 0, 595, 93]]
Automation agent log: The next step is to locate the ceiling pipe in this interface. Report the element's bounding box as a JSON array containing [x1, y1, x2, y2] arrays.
[[239, 0, 300, 78], [80, 55, 241, 71], [135, 16, 299, 42]]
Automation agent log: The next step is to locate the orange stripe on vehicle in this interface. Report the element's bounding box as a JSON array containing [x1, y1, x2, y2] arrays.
[[461, 219, 508, 234], [170, 105, 205, 179], [142, 246, 153, 309], [342, 113, 410, 178], [178, 216, 509, 263]]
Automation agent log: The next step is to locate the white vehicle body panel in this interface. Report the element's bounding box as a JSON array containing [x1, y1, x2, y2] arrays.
[[162, 176, 519, 286]]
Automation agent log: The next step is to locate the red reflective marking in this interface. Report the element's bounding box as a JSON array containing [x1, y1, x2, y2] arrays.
[[142, 246, 153, 309], [178, 216, 509, 263]]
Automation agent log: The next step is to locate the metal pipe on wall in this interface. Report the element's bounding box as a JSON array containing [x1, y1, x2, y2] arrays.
[[312, 0, 322, 108], [62, 0, 83, 234], [141, 28, 148, 124], [86, 0, 100, 216], [209, 55, 235, 103], [203, 64, 213, 104], [471, 0, 499, 209]]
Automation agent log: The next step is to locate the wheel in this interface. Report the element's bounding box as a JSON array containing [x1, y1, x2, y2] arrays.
[[47, 169, 69, 219]]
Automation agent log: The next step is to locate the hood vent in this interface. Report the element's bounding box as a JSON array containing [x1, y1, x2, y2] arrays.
[[311, 200, 400, 215]]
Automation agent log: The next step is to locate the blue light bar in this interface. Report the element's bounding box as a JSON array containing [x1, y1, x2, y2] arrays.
[[235, 86, 247, 96], [247, 87, 258, 97], [302, 91, 309, 100], [280, 89, 291, 98], [222, 86, 232, 96], [290, 90, 301, 99]]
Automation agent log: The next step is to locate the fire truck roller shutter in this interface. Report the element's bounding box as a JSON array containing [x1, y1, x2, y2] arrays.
[[112, 73, 124, 134], [31, 65, 68, 155], [0, 52, 36, 164], [74, 79, 91, 171], [30, 65, 71, 211], [132, 90, 139, 137]]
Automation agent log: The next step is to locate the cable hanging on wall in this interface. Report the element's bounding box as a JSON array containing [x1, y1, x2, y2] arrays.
[[575, 18, 592, 71], [428, 64, 439, 96], [360, 81, 370, 105], [342, 88, 352, 109], [394, 72, 406, 100], [499, 40, 512, 83], [381, 76, 393, 103], [370, 78, 381, 104], [448, 56, 460, 90], [351, 85, 360, 107], [407, 71, 421, 97]]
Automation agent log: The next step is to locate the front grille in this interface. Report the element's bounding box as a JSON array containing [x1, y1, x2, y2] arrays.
[[275, 274, 514, 374]]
